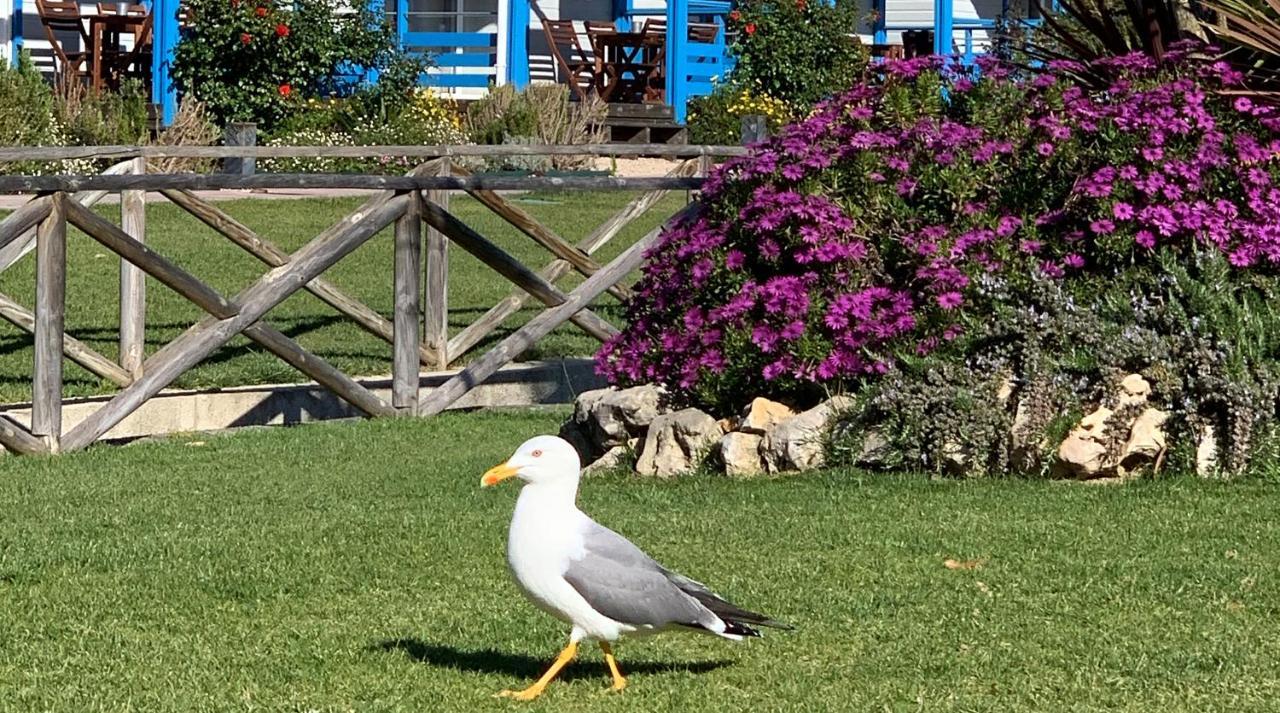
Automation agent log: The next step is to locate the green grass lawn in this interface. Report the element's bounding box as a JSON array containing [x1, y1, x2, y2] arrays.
[[1, 408, 1278, 711], [0, 191, 685, 403]]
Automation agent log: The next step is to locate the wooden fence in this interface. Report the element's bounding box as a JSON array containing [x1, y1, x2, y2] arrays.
[[0, 144, 743, 456]]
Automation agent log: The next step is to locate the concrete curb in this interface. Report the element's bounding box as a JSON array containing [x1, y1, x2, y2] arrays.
[[0, 358, 603, 448]]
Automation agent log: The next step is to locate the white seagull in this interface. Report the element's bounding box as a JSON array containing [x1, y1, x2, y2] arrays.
[[480, 435, 789, 700]]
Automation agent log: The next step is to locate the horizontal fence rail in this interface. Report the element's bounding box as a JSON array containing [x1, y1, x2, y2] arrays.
[[0, 146, 714, 455], [0, 175, 708, 194], [0, 144, 749, 163]]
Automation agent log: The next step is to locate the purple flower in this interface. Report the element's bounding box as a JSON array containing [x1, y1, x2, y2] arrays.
[[1036, 142, 1055, 157], [1090, 219, 1116, 235], [936, 291, 963, 309], [1135, 230, 1156, 249], [1113, 202, 1135, 220]]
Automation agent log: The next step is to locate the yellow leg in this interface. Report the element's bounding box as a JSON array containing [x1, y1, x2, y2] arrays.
[[497, 641, 579, 701], [600, 642, 627, 692]]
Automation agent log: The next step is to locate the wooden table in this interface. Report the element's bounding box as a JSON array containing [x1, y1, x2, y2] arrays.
[[90, 12, 146, 91], [590, 31, 666, 103]]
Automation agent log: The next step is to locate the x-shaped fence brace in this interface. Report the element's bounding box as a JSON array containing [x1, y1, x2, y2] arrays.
[[0, 157, 701, 456]]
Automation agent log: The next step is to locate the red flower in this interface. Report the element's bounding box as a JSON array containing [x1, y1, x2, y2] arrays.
[[278, 83, 291, 97], [239, 32, 251, 44], [729, 9, 740, 21], [254, 6, 267, 17], [797, 0, 806, 8], [744, 22, 756, 35], [274, 23, 289, 37]]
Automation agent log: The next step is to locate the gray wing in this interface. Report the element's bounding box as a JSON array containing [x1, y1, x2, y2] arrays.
[[563, 520, 719, 629]]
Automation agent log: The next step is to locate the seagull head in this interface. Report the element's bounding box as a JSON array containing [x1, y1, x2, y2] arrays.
[[481, 435, 581, 489]]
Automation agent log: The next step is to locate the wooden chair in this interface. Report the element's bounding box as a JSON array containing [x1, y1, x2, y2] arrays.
[[688, 22, 720, 43], [640, 17, 667, 36], [35, 0, 92, 83], [639, 17, 667, 103], [115, 12, 153, 86], [583, 20, 617, 35], [96, 2, 147, 15], [540, 19, 598, 101]]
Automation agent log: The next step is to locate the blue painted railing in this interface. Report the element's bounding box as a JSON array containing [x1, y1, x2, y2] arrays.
[[397, 0, 498, 90], [10, 0, 23, 66], [664, 0, 733, 122]]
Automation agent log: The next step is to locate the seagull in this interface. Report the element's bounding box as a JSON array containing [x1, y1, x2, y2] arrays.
[[480, 435, 789, 700]]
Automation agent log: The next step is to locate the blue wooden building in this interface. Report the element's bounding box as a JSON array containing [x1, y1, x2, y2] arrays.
[[4, 0, 1038, 127]]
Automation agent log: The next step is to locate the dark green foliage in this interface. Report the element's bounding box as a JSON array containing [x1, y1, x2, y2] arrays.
[[832, 251, 1280, 478], [726, 0, 869, 108], [171, 0, 427, 130]]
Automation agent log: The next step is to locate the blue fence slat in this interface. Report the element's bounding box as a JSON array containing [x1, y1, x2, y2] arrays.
[[422, 72, 496, 89], [434, 51, 496, 68], [403, 31, 496, 48]]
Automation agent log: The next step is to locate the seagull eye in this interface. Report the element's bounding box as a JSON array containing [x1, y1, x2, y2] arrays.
[[532, 449, 543, 458]]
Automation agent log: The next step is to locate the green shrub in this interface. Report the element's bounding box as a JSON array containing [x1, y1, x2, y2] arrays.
[[0, 54, 92, 175], [54, 76, 149, 147], [688, 83, 795, 144], [260, 88, 466, 173], [171, 0, 426, 130], [601, 48, 1280, 476], [463, 84, 606, 169], [725, 0, 868, 109]]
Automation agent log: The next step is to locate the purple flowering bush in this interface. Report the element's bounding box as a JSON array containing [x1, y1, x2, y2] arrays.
[[598, 45, 1280, 473]]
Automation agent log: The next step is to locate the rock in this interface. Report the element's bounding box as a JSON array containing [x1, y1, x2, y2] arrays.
[[739, 398, 797, 435], [761, 396, 854, 473], [1120, 408, 1168, 470], [1196, 423, 1219, 477], [1119, 374, 1151, 407], [941, 441, 970, 476], [996, 372, 1016, 405], [716, 417, 737, 434], [1053, 406, 1114, 479], [582, 445, 631, 477], [856, 428, 892, 468], [635, 408, 720, 477], [719, 432, 764, 477], [572, 385, 665, 452]]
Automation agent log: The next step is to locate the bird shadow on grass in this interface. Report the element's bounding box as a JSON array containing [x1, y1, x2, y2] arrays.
[[370, 639, 734, 682]]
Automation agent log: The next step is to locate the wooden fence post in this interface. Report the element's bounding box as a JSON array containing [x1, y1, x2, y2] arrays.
[[393, 191, 422, 413], [33, 193, 67, 452], [423, 157, 450, 370], [120, 157, 146, 377], [741, 115, 768, 145], [223, 122, 257, 176]]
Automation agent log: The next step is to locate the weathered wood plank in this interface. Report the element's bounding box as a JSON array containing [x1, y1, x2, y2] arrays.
[[0, 290, 133, 386], [0, 196, 52, 253], [0, 174, 706, 194], [120, 157, 147, 376], [33, 194, 67, 450], [242, 322, 396, 418], [451, 165, 629, 301], [0, 415, 47, 455], [0, 144, 748, 162], [158, 187, 444, 367], [420, 199, 618, 343], [59, 193, 411, 452], [64, 199, 239, 320], [446, 160, 695, 361], [418, 209, 687, 417], [423, 159, 450, 370], [393, 191, 422, 412], [0, 160, 134, 273]]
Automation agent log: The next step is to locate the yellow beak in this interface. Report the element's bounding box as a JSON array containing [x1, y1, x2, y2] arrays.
[[481, 461, 519, 487]]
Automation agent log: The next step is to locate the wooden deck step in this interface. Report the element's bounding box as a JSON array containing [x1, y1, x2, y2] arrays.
[[599, 102, 686, 145]]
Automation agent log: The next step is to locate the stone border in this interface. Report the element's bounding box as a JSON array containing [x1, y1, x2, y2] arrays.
[[0, 358, 603, 447]]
